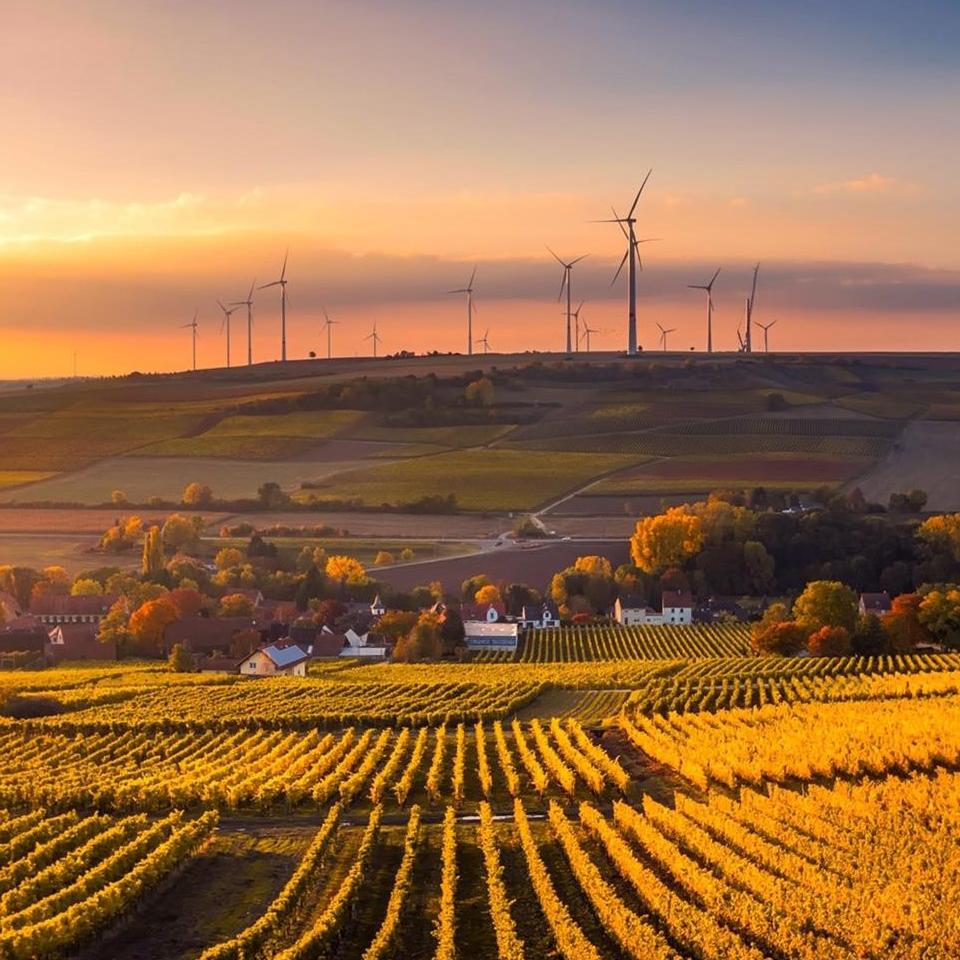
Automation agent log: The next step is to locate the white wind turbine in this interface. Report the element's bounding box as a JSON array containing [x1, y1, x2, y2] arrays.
[[180, 310, 199, 371], [365, 321, 382, 358], [547, 248, 588, 355], [447, 266, 477, 355], [570, 301, 585, 350], [579, 319, 602, 353], [216, 299, 236, 368], [475, 328, 492, 354], [228, 279, 256, 366], [321, 307, 339, 360], [688, 267, 721, 353], [259, 250, 289, 361], [757, 319, 777, 353], [656, 321, 676, 351], [594, 169, 653, 354]]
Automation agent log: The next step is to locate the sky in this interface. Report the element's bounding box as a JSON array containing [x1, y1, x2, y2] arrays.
[[1, 0, 958, 376]]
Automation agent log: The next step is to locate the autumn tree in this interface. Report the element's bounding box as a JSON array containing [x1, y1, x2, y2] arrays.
[[111, 490, 129, 505], [461, 574, 492, 601], [573, 555, 613, 578], [474, 583, 502, 606], [630, 508, 704, 575], [182, 482, 214, 507], [374, 551, 395, 566], [464, 377, 495, 407], [96, 600, 130, 658], [400, 548, 415, 561], [882, 593, 928, 651], [918, 586, 960, 648], [70, 578, 103, 596], [750, 603, 806, 656], [161, 514, 201, 553], [312, 598, 347, 628], [219, 593, 255, 618], [215, 547, 244, 572], [128, 597, 178, 656], [378, 610, 420, 645], [743, 540, 776, 593], [918, 514, 960, 562], [168, 587, 205, 619], [393, 613, 443, 662], [141, 526, 165, 577], [792, 580, 858, 635], [325, 555, 367, 585], [168, 643, 194, 672], [807, 625, 853, 657]]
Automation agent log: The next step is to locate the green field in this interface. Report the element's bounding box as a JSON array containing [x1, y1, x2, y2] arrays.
[[349, 423, 516, 447], [133, 434, 321, 460], [297, 448, 641, 511], [0, 470, 55, 489]]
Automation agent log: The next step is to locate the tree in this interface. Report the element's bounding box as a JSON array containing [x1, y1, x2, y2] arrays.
[[215, 547, 244, 572], [918, 586, 960, 648], [168, 587, 205, 619], [325, 555, 367, 585], [313, 599, 347, 628], [792, 580, 858, 635], [374, 551, 395, 566], [400, 548, 415, 562], [573, 556, 613, 578], [378, 610, 420, 645], [258, 481, 291, 509], [219, 593, 255, 617], [475, 584, 502, 606], [807, 625, 853, 657], [852, 613, 887, 655], [393, 613, 442, 662], [881, 593, 928, 651], [439, 608, 466, 656], [168, 643, 194, 672], [461, 574, 492, 601], [141, 526, 165, 577], [630, 508, 704, 575], [743, 540, 775, 593], [111, 490, 129, 505], [750, 603, 806, 656], [70, 578, 103, 596], [464, 377, 495, 407], [97, 600, 129, 658], [295, 566, 326, 611], [162, 514, 201, 553], [128, 597, 178, 656], [918, 514, 960, 562], [182, 482, 214, 507]]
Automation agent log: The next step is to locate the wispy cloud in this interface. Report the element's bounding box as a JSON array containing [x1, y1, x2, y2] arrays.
[[812, 173, 919, 196]]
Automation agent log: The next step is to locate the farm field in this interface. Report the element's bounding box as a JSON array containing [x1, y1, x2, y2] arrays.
[[0, 654, 959, 959], [0, 471, 54, 490], [296, 449, 641, 511], [0, 533, 140, 574]]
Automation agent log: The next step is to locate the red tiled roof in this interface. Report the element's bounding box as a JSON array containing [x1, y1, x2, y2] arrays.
[[662, 590, 693, 609], [30, 594, 117, 617], [164, 617, 261, 653]]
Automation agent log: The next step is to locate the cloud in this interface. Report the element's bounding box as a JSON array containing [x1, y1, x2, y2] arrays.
[[812, 173, 918, 196]]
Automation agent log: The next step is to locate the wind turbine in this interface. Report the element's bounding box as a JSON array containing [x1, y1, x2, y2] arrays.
[[594, 169, 653, 354], [365, 321, 382, 358], [447, 267, 477, 355], [259, 249, 289, 362], [570, 301, 585, 351], [180, 310, 199, 371], [475, 329, 492, 354], [688, 267, 721, 353], [216, 299, 236, 368], [744, 262, 760, 353], [757, 319, 777, 353], [228, 279, 256, 366], [656, 321, 676, 352], [547, 248, 588, 355], [579, 321, 602, 352], [321, 307, 339, 360]]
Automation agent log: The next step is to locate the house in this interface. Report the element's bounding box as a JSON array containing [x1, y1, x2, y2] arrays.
[[164, 617, 263, 656], [662, 590, 694, 625], [463, 621, 519, 652], [0, 617, 48, 656], [613, 591, 694, 626], [309, 632, 348, 658], [30, 594, 117, 625], [516, 602, 560, 630], [461, 602, 505, 624], [46, 623, 117, 663], [859, 592, 892, 617], [694, 597, 748, 624], [239, 643, 310, 677], [370, 593, 385, 617], [341, 643, 389, 658]]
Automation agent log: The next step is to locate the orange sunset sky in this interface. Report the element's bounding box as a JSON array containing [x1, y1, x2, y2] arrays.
[[1, 0, 958, 377]]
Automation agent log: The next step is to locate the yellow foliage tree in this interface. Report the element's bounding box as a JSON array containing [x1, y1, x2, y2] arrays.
[[475, 583, 502, 605], [325, 554, 367, 583], [918, 513, 960, 561], [374, 550, 395, 566], [70, 578, 104, 596], [218, 593, 255, 617], [630, 508, 704, 574], [573, 555, 613, 578], [215, 547, 244, 571]]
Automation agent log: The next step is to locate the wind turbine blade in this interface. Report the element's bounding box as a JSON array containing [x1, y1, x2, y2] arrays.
[[216, 299, 226, 312], [468, 265, 477, 289], [611, 207, 630, 241], [749, 262, 760, 304], [709, 267, 722, 287], [627, 168, 653, 218], [545, 246, 565, 266], [259, 281, 280, 289], [280, 248, 288, 281], [557, 270, 567, 302], [656, 322, 665, 333], [570, 254, 589, 265], [611, 249, 628, 285], [248, 278, 256, 300]]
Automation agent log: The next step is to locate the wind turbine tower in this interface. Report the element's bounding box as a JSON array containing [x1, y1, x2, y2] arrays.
[[656, 322, 676, 352], [744, 262, 760, 353], [365, 321, 382, 358], [260, 250, 289, 361], [595, 169, 653, 354], [216, 300, 236, 368], [321, 307, 339, 360], [548, 248, 588, 355], [688, 267, 721, 353], [447, 267, 477, 355], [181, 310, 199, 371], [757, 319, 777, 353], [229, 279, 256, 366]]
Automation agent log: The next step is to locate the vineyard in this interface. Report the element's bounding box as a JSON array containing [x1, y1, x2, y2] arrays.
[[1, 654, 959, 958]]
